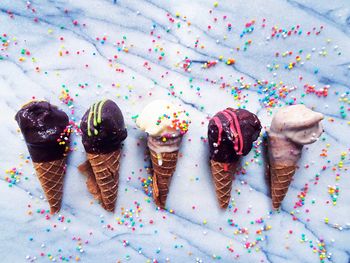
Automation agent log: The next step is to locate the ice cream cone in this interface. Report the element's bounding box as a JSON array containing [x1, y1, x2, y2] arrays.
[[85, 150, 121, 212], [267, 104, 324, 209], [210, 160, 238, 209], [15, 101, 71, 214], [208, 108, 262, 209], [135, 100, 190, 208], [267, 133, 302, 209], [150, 149, 179, 209], [79, 100, 127, 212], [33, 158, 67, 214]]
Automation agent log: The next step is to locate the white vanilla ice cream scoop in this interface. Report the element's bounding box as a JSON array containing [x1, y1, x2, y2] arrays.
[[269, 104, 324, 145], [136, 100, 190, 137], [136, 100, 191, 161], [267, 104, 324, 165]]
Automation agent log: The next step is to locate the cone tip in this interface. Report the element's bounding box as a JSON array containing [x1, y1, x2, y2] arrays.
[[272, 202, 281, 210], [219, 202, 229, 209], [155, 200, 166, 210], [50, 207, 61, 215], [103, 203, 116, 213]]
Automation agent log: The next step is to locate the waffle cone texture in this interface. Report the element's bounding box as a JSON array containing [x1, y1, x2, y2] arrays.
[[267, 133, 302, 209], [79, 150, 121, 212], [150, 149, 179, 209], [269, 163, 296, 209], [210, 160, 238, 209], [33, 158, 67, 214]]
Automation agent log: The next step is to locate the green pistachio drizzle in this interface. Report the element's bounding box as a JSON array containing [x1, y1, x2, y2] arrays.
[[87, 99, 107, 136]]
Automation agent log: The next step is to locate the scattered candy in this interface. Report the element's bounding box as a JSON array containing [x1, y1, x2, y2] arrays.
[[2, 1, 348, 262]]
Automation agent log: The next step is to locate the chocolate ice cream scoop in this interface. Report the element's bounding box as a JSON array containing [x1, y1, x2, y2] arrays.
[[208, 108, 262, 163], [15, 101, 70, 163], [80, 99, 127, 154]]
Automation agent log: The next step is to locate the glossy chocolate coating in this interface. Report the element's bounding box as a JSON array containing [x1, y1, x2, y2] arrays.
[[208, 108, 261, 163], [15, 101, 70, 162], [81, 100, 127, 154]]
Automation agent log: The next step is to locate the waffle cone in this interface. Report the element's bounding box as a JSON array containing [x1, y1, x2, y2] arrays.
[[267, 133, 302, 209], [85, 150, 121, 212], [33, 158, 67, 214], [210, 160, 238, 209], [150, 149, 179, 209], [270, 163, 296, 209]]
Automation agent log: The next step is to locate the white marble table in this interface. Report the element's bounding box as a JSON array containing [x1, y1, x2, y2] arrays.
[[0, 0, 349, 262]]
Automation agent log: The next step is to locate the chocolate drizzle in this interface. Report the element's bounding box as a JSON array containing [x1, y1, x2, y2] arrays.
[[208, 108, 262, 163]]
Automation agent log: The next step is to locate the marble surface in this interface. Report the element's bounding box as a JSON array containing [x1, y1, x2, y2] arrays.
[[0, 0, 349, 262]]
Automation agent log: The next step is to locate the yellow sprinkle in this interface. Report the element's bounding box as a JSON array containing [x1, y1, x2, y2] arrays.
[[338, 161, 343, 168]]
